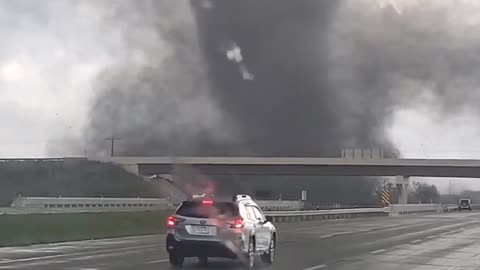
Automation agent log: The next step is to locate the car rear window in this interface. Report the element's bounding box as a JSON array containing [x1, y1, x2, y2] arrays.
[[176, 201, 240, 218]]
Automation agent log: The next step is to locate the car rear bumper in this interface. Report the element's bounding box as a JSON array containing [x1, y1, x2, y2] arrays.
[[166, 234, 244, 258]]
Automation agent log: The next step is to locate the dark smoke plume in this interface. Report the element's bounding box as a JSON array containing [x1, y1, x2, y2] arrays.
[[85, 0, 397, 157], [83, 1, 480, 201], [85, 0, 241, 157], [190, 0, 398, 157]]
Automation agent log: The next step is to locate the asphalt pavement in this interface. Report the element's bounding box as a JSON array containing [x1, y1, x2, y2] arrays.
[[1, 212, 480, 270]]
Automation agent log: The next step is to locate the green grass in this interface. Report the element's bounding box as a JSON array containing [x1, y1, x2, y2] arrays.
[[0, 211, 170, 247]]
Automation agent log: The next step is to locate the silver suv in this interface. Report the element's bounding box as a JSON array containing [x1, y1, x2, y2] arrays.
[[166, 194, 277, 268]]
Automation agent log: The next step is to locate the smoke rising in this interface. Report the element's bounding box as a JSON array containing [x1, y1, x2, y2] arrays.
[[80, 0, 480, 200], [331, 1, 480, 119], [87, 0, 480, 157], [86, 0, 400, 157], [190, 0, 401, 157], [84, 0, 240, 157]]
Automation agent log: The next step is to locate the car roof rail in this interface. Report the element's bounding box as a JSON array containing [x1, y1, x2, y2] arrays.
[[233, 194, 252, 201]]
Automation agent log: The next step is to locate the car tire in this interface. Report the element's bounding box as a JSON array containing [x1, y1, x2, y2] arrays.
[[169, 253, 184, 268], [197, 256, 208, 266], [244, 237, 256, 269], [261, 236, 275, 264]]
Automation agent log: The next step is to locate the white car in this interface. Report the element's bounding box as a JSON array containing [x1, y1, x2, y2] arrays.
[[458, 199, 472, 211], [166, 194, 277, 268]]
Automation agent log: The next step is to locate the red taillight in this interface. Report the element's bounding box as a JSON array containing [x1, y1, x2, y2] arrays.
[[167, 216, 185, 227], [167, 216, 176, 227], [231, 218, 245, 229], [202, 199, 213, 205]]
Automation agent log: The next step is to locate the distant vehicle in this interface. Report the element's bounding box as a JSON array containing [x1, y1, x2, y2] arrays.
[[458, 199, 472, 211], [165, 194, 277, 268], [191, 193, 209, 199]]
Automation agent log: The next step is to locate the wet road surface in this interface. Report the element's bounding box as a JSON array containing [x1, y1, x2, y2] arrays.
[[1, 212, 480, 270]]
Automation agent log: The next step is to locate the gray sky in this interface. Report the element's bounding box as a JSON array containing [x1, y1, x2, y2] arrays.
[[1, 0, 480, 192], [0, 1, 138, 156]]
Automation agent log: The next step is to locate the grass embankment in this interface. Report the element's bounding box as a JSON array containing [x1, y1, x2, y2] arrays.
[[0, 211, 170, 247]]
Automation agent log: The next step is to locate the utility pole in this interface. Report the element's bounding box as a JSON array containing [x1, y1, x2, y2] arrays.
[[105, 137, 121, 157]]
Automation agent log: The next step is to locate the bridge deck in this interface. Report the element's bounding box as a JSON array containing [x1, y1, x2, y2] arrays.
[[102, 157, 480, 177]]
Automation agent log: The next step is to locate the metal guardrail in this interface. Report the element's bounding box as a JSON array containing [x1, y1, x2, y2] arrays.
[[267, 208, 388, 216], [0, 207, 170, 215], [265, 203, 463, 222], [443, 203, 480, 211], [10, 197, 169, 208], [389, 204, 443, 216], [265, 207, 389, 222], [257, 200, 304, 211], [5, 197, 173, 215]]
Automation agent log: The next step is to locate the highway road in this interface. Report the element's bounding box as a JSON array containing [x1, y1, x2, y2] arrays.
[[1, 212, 480, 270]]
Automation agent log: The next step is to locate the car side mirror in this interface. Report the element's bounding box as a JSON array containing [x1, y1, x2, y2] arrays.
[[265, 216, 273, 223]]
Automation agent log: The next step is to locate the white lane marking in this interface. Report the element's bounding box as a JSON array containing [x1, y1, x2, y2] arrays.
[[0, 244, 157, 265], [3, 246, 81, 254], [427, 235, 436, 239], [303, 264, 327, 270], [410, 240, 422, 244], [371, 249, 386, 254], [285, 218, 443, 235], [294, 222, 348, 232], [0, 260, 71, 269], [319, 231, 355, 239], [359, 221, 478, 247], [66, 248, 158, 262], [0, 235, 161, 253], [296, 220, 447, 236], [144, 259, 169, 264]]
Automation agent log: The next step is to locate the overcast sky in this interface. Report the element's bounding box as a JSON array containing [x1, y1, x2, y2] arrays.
[[1, 0, 480, 192]]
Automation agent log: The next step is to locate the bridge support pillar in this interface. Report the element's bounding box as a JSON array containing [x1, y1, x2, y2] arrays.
[[396, 176, 410, 204]]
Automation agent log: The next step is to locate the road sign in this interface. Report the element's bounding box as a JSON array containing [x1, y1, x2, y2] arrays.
[[381, 186, 391, 206]]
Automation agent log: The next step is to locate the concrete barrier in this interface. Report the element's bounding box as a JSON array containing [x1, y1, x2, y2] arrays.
[[389, 204, 443, 216]]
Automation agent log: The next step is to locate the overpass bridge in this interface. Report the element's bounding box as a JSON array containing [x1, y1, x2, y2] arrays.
[[108, 156, 480, 178], [106, 156, 480, 204]]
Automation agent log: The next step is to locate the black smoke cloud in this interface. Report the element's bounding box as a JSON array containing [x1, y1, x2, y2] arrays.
[[85, 0, 398, 157], [82, 0, 480, 201], [85, 0, 242, 156], [328, 1, 480, 120]]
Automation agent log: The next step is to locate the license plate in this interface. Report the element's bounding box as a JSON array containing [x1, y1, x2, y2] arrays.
[[192, 226, 216, 235]]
